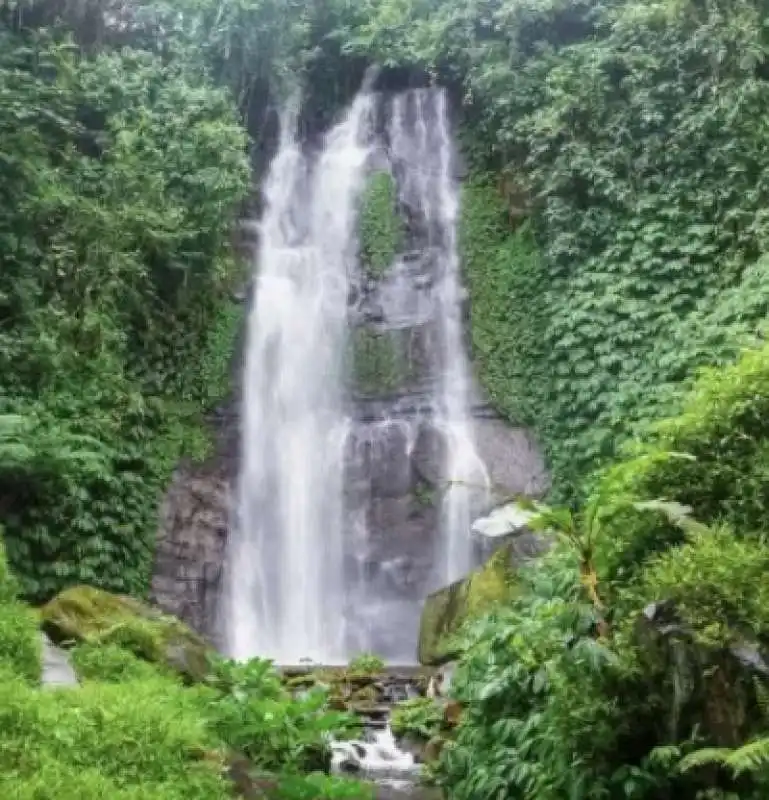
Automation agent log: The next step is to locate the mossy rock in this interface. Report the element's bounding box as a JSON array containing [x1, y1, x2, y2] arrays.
[[39, 585, 211, 682], [417, 544, 517, 665]]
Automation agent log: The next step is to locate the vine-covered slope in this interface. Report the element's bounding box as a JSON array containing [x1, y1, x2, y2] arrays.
[[0, 11, 249, 599]]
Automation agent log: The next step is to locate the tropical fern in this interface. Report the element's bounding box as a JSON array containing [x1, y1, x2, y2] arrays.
[[679, 738, 769, 777]]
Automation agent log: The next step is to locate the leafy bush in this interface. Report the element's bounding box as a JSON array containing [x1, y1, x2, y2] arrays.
[[435, 338, 769, 799], [595, 342, 769, 583], [391, 697, 444, 741], [436, 546, 661, 800], [348, 652, 385, 674], [634, 523, 769, 648], [71, 643, 173, 684], [0, 22, 248, 600], [207, 656, 361, 774], [0, 602, 41, 683], [0, 673, 230, 800]]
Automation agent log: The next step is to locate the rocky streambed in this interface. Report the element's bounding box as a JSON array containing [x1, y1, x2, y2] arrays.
[[281, 665, 455, 799]]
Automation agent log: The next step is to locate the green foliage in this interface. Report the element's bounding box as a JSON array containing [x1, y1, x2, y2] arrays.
[[358, 170, 403, 278], [633, 524, 769, 647], [0, 20, 249, 600], [0, 672, 231, 800], [350, 328, 405, 395], [348, 652, 385, 674], [0, 537, 40, 682], [680, 737, 769, 780], [594, 342, 769, 582], [206, 656, 361, 775], [0, 619, 370, 798], [460, 181, 548, 430], [276, 772, 374, 800], [0, 602, 41, 683], [435, 546, 660, 800], [71, 642, 173, 684], [433, 341, 769, 799], [391, 697, 444, 741]]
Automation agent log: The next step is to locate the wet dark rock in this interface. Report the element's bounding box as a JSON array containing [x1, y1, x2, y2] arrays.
[[635, 603, 769, 747], [339, 758, 362, 774], [150, 396, 238, 645]]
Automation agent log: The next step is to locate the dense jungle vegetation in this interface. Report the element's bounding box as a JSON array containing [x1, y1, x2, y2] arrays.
[[5, 0, 769, 797]]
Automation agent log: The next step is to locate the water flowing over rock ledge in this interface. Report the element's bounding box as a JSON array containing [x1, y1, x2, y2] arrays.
[[150, 82, 549, 674]]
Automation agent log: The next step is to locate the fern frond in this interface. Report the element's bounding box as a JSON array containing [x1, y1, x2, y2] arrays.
[[632, 499, 709, 536], [724, 737, 769, 776], [646, 744, 682, 768], [679, 738, 769, 776], [678, 746, 734, 773]]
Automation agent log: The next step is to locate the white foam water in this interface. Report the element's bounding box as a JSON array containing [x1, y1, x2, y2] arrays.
[[332, 725, 419, 788], [389, 89, 490, 586], [224, 91, 375, 664], [225, 85, 489, 666]]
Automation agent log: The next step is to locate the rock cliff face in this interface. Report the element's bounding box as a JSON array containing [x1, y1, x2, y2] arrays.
[[148, 215, 251, 646], [150, 107, 549, 655], [150, 408, 237, 648]]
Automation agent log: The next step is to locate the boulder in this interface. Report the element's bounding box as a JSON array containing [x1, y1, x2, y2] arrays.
[[417, 544, 517, 666], [40, 585, 212, 682], [471, 500, 552, 564], [635, 601, 769, 747], [471, 501, 535, 539]]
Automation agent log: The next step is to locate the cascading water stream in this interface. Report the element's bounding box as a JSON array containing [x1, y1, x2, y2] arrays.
[[225, 84, 489, 667], [225, 91, 375, 664], [389, 90, 490, 587]]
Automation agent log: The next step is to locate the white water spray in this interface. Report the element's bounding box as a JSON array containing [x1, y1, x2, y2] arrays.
[[225, 92, 375, 664], [389, 89, 490, 585]]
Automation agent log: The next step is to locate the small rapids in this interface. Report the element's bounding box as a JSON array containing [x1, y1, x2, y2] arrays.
[[331, 725, 419, 789]]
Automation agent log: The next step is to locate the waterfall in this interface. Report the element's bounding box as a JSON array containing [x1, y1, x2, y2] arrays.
[[225, 85, 488, 665], [389, 89, 490, 586], [225, 91, 375, 664]]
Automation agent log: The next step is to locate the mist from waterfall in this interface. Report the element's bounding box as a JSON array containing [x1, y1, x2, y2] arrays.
[[225, 91, 375, 664]]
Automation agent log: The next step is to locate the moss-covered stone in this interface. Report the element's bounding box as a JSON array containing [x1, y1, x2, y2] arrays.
[[417, 544, 517, 665], [39, 585, 211, 683]]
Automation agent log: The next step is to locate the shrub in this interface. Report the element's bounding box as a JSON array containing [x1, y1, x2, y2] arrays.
[[0, 602, 40, 683], [71, 643, 173, 684], [207, 656, 360, 774], [0, 674, 229, 799], [595, 342, 769, 583], [348, 652, 385, 674]]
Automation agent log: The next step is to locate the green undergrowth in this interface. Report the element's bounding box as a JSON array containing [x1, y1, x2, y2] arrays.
[[0, 603, 371, 798], [0, 18, 248, 602], [0, 536, 368, 799], [358, 170, 403, 278], [391, 697, 444, 742], [435, 341, 769, 799], [448, 0, 769, 503], [350, 328, 406, 395]]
